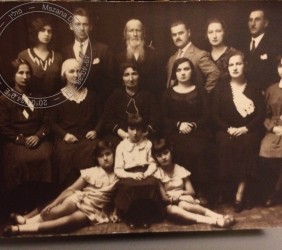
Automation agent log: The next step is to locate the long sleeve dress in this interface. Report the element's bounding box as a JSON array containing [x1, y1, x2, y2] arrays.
[[259, 82, 282, 158], [103, 87, 161, 145], [50, 88, 102, 184], [212, 81, 264, 180], [161, 86, 211, 186], [0, 94, 52, 190], [18, 49, 62, 96]]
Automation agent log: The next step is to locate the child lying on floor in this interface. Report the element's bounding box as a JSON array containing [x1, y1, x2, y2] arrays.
[[4, 139, 119, 236]]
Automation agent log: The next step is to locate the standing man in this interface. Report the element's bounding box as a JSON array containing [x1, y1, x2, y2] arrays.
[[167, 20, 220, 93], [63, 7, 115, 101], [117, 19, 164, 96], [242, 8, 280, 92]]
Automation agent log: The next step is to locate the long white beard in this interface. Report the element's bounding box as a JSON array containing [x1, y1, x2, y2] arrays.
[[126, 39, 145, 62]]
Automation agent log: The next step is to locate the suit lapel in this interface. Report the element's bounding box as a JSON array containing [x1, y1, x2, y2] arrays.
[[167, 52, 178, 87]]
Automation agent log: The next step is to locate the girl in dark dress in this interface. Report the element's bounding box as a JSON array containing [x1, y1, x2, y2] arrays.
[[18, 17, 62, 96], [51, 59, 102, 186], [0, 59, 52, 192], [212, 51, 264, 212], [161, 57, 211, 205]]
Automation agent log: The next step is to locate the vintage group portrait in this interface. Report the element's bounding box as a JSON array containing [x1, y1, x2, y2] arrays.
[[0, 0, 281, 239]]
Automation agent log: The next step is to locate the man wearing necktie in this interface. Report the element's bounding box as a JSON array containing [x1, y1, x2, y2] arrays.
[[62, 7, 115, 102], [242, 8, 281, 92], [166, 20, 220, 93]]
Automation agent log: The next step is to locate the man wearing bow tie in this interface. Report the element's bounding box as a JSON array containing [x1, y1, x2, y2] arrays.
[[62, 7, 115, 101], [166, 20, 220, 93], [243, 8, 280, 92]]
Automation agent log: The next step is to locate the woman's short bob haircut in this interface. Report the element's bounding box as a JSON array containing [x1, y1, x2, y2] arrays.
[[28, 17, 54, 47], [151, 138, 173, 160], [61, 58, 80, 82], [93, 138, 115, 159], [10, 58, 33, 86], [170, 57, 196, 85]]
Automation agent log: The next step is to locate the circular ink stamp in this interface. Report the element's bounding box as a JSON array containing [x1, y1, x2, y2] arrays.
[[0, 2, 92, 108]]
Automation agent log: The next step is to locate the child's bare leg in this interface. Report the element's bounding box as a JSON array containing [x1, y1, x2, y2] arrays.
[[178, 201, 223, 219], [166, 205, 216, 225], [235, 181, 246, 201], [15, 211, 88, 233]]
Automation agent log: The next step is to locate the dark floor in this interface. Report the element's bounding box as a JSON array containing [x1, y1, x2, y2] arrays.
[[0, 203, 281, 238]]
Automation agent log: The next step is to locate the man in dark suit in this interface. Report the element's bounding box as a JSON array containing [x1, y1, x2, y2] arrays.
[[167, 20, 220, 93], [243, 9, 280, 92], [117, 19, 164, 96], [63, 7, 115, 101]]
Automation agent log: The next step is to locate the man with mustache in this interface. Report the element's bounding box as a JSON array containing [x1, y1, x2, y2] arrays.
[[241, 8, 281, 92], [63, 7, 115, 102], [117, 19, 164, 96], [167, 20, 220, 93]]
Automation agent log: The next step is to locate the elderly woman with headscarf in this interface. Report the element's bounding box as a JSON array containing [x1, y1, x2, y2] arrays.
[[50, 58, 102, 187]]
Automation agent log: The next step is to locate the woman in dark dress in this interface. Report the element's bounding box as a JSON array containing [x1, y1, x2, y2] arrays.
[[18, 17, 62, 96], [212, 51, 264, 212], [0, 59, 52, 192], [161, 57, 211, 205], [51, 58, 102, 186], [103, 62, 161, 147], [206, 17, 238, 81]]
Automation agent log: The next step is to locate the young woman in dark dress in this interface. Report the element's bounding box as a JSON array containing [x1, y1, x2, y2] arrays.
[[161, 57, 211, 205], [212, 51, 264, 212]]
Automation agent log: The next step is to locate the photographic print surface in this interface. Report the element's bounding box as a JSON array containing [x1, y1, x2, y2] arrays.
[[0, 0, 281, 238]]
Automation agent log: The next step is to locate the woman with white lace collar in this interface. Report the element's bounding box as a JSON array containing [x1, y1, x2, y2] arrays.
[[51, 59, 102, 187], [212, 51, 264, 213]]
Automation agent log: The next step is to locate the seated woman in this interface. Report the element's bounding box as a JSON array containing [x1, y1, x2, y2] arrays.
[[18, 17, 62, 96], [161, 57, 211, 205], [206, 17, 238, 81], [3, 139, 119, 236], [259, 55, 282, 206], [152, 138, 235, 228], [114, 114, 162, 229], [0, 59, 52, 202], [212, 51, 264, 212], [103, 62, 161, 147], [51, 58, 102, 186]]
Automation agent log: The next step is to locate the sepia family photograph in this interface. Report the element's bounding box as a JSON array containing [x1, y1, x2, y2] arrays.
[[0, 0, 281, 239]]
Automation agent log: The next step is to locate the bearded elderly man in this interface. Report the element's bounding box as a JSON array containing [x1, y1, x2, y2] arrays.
[[117, 19, 165, 96]]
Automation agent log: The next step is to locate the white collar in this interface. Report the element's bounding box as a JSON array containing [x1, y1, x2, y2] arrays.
[[251, 33, 264, 48], [279, 79, 282, 88], [178, 42, 192, 55], [74, 39, 89, 48], [61, 86, 88, 104], [123, 137, 147, 152]]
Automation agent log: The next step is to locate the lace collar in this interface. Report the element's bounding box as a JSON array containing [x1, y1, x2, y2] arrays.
[[61, 86, 88, 104]]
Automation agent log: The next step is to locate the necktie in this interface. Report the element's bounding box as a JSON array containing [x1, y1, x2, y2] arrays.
[[79, 43, 84, 60], [250, 40, 256, 53], [178, 50, 184, 58]]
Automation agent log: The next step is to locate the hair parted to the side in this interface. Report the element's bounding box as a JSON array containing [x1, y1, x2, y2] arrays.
[[72, 7, 91, 21], [170, 19, 189, 30]]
